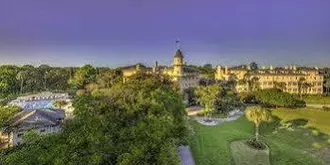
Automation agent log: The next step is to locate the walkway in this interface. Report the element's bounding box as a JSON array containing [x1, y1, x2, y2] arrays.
[[178, 146, 195, 165]]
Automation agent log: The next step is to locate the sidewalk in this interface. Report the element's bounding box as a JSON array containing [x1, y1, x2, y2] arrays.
[[178, 145, 195, 165]]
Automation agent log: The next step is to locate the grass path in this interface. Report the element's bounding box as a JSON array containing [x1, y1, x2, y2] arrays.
[[189, 116, 326, 165]]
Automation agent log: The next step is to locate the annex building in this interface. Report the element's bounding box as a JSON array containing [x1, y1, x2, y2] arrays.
[[215, 64, 324, 94]]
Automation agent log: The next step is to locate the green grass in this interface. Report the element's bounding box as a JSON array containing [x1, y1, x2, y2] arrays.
[[272, 108, 330, 135], [302, 95, 330, 105], [189, 116, 327, 165], [231, 140, 270, 165]]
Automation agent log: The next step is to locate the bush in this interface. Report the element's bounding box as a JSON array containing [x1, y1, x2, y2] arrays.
[[239, 92, 256, 103], [254, 88, 305, 108], [246, 138, 267, 150]]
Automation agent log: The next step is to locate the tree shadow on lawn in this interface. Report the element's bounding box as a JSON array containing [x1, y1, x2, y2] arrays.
[[259, 116, 282, 135]]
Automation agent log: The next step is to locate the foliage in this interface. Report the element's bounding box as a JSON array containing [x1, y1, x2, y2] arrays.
[[0, 65, 71, 98], [254, 88, 305, 108], [273, 81, 287, 91], [245, 106, 272, 141], [188, 64, 215, 79], [249, 62, 258, 71], [215, 91, 243, 115], [194, 84, 222, 117], [298, 77, 313, 100], [69, 65, 97, 90], [53, 100, 68, 109], [0, 105, 21, 128], [239, 92, 256, 103], [0, 74, 188, 165]]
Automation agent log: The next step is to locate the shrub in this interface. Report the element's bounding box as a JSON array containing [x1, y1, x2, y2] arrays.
[[254, 88, 305, 108], [239, 92, 256, 103]]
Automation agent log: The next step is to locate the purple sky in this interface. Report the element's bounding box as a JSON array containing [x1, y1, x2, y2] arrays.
[[0, 0, 330, 67]]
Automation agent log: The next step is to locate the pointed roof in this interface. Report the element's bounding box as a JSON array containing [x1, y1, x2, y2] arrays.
[[174, 49, 184, 58]]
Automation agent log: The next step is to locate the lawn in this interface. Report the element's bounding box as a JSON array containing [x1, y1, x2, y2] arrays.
[[272, 108, 330, 135], [189, 116, 328, 165], [302, 95, 330, 105]]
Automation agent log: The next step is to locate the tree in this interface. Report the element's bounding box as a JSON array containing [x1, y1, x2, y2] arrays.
[[248, 77, 260, 92], [249, 62, 258, 71], [254, 88, 304, 108], [69, 65, 97, 90], [273, 81, 287, 92], [298, 77, 313, 99], [1, 74, 188, 165], [0, 105, 21, 143], [16, 71, 26, 94], [38, 65, 52, 90], [194, 84, 222, 118], [53, 100, 68, 109], [96, 69, 122, 89], [326, 81, 330, 95], [245, 106, 272, 141]]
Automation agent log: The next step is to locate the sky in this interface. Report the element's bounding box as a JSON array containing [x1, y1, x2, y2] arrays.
[[0, 0, 330, 67]]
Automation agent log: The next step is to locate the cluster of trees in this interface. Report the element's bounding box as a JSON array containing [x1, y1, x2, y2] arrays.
[[188, 64, 215, 79], [0, 74, 189, 165], [68, 65, 122, 95], [252, 89, 305, 108], [193, 83, 243, 117], [0, 64, 124, 100], [0, 65, 72, 98]]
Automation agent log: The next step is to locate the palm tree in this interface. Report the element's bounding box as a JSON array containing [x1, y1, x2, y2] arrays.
[[53, 100, 68, 109], [325, 81, 330, 95], [248, 77, 260, 92], [273, 81, 287, 92], [16, 71, 26, 94], [298, 77, 306, 100], [245, 106, 272, 141]]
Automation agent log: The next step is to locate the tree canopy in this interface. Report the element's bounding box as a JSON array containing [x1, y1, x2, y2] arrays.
[[254, 88, 305, 108], [0, 74, 188, 165]]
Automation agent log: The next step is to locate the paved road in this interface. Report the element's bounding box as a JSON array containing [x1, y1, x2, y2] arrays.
[[178, 146, 195, 165]]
